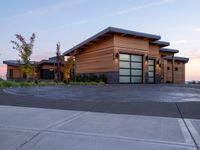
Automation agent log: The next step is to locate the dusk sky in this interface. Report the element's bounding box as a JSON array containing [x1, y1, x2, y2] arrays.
[[0, 0, 200, 80]]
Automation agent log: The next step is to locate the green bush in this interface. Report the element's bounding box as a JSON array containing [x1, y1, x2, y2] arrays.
[[75, 74, 107, 83], [0, 79, 104, 88], [67, 81, 105, 85], [20, 81, 35, 87]]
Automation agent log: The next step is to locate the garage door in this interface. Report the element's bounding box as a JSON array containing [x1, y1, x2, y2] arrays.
[[148, 59, 155, 83], [119, 54, 143, 83]]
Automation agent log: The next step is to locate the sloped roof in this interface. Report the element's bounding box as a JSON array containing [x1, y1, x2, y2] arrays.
[[3, 60, 39, 66], [3, 57, 59, 66], [38, 59, 57, 65], [63, 27, 161, 56], [163, 56, 189, 63], [160, 48, 179, 53]]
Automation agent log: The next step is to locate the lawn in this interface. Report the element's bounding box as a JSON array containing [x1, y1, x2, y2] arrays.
[[0, 80, 104, 88]]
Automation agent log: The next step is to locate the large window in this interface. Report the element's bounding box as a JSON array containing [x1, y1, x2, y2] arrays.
[[119, 54, 143, 83]]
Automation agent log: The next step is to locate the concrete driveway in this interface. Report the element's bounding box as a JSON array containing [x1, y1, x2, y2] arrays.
[[0, 84, 200, 150]]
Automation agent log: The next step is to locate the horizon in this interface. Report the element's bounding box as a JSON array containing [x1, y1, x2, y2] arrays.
[[0, 0, 200, 81]]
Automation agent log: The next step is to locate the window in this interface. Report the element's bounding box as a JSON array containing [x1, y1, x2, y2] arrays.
[[120, 69, 130, 75], [120, 61, 130, 68], [9, 69, 13, 79], [175, 67, 178, 71], [167, 67, 170, 70], [120, 54, 130, 61], [120, 76, 130, 83]]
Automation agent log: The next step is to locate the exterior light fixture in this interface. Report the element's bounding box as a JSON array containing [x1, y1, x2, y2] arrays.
[[145, 56, 149, 61], [113, 52, 119, 60]]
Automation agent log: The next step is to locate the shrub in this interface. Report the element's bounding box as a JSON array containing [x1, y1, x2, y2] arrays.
[[0, 80, 20, 88], [75, 73, 107, 83], [19, 81, 35, 87]]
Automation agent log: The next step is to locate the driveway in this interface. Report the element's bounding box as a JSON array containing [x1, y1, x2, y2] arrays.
[[3, 84, 200, 102], [0, 84, 200, 150]]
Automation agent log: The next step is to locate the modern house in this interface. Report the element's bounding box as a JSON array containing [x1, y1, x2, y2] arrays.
[[3, 56, 64, 80], [63, 27, 189, 84]]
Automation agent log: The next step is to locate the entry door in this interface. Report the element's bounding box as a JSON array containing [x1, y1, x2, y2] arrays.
[[119, 54, 143, 83], [148, 59, 155, 83]]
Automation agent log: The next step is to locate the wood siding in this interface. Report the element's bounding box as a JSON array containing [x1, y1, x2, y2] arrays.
[[7, 66, 21, 79], [163, 60, 185, 84], [114, 34, 149, 52], [75, 36, 116, 74]]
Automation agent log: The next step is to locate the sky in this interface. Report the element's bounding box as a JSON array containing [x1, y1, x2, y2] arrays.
[[0, 0, 200, 80]]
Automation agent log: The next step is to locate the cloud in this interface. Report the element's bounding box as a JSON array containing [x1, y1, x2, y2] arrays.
[[109, 0, 176, 16], [193, 28, 200, 32], [171, 40, 187, 44]]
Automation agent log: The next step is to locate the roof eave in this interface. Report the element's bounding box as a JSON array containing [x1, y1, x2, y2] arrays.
[[160, 48, 179, 53], [63, 27, 161, 56], [150, 41, 170, 47]]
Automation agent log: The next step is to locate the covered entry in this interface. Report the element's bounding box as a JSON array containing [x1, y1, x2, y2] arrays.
[[119, 54, 143, 83], [40, 69, 54, 80]]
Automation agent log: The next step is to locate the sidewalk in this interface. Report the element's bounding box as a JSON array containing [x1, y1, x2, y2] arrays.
[[0, 105, 199, 150]]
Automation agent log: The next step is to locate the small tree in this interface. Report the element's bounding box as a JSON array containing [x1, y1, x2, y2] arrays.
[[55, 42, 63, 81], [63, 56, 75, 82], [11, 33, 36, 80]]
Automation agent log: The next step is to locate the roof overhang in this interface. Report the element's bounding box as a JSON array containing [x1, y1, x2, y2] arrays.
[[3, 60, 19, 67], [63, 27, 161, 56], [163, 56, 189, 63], [3, 60, 39, 66], [160, 48, 179, 53], [150, 41, 170, 47]]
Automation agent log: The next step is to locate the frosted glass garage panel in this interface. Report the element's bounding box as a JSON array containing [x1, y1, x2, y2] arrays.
[[131, 62, 142, 69], [131, 77, 142, 83], [120, 69, 130, 75], [148, 72, 154, 77], [131, 70, 142, 76], [131, 55, 142, 62], [148, 60, 154, 65], [120, 54, 130, 61], [120, 76, 130, 83], [120, 61, 130, 68], [148, 66, 154, 71], [148, 78, 154, 83]]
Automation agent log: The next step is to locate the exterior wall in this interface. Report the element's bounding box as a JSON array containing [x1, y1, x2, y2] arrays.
[[7, 66, 21, 79], [73, 34, 187, 84], [160, 52, 174, 57], [148, 45, 161, 83], [75, 36, 116, 74], [163, 60, 185, 84], [174, 61, 185, 83], [40, 64, 56, 70], [6, 64, 62, 80], [114, 34, 149, 51]]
